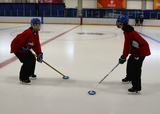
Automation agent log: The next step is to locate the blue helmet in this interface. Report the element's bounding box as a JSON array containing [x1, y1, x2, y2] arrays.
[[30, 18, 41, 25], [117, 15, 129, 24]]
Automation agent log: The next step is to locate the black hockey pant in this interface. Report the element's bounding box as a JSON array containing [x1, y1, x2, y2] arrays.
[[14, 52, 36, 80], [126, 55, 145, 91]]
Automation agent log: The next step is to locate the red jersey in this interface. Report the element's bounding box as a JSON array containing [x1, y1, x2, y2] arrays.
[[10, 27, 42, 55], [123, 30, 151, 57]]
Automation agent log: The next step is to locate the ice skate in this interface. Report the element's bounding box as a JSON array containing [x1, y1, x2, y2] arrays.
[[122, 77, 131, 84], [30, 74, 37, 80], [128, 88, 141, 94], [20, 79, 31, 85]]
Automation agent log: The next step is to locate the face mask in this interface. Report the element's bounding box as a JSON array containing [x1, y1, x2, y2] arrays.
[[32, 24, 41, 32], [116, 21, 122, 28]]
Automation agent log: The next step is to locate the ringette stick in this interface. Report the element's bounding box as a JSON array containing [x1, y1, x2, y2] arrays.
[[31, 51, 69, 79], [88, 63, 119, 95]]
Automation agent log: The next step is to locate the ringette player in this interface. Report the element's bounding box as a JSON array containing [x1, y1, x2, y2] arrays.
[[116, 15, 151, 94], [10, 18, 43, 85]]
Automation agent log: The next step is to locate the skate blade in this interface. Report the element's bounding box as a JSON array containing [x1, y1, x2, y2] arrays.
[[122, 81, 131, 84], [29, 77, 37, 80], [128, 91, 141, 95], [20, 81, 31, 85]]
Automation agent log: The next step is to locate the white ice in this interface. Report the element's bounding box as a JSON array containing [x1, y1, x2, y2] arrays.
[[0, 23, 160, 114]]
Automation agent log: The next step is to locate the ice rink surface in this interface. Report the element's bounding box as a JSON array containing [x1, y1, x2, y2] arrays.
[[0, 23, 160, 114]]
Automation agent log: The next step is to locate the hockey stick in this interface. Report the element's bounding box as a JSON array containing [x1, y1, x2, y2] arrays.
[[88, 63, 120, 95], [31, 51, 69, 79]]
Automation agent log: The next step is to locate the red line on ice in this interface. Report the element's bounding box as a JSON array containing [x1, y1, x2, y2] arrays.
[[0, 25, 80, 69]]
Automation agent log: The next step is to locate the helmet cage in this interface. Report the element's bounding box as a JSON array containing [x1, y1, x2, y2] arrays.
[[116, 20, 121, 28]]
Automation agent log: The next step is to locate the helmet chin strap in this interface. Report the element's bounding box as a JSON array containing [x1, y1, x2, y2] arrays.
[[119, 24, 123, 28]]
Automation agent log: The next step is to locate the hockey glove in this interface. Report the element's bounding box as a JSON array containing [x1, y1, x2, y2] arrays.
[[37, 53, 43, 63], [22, 45, 29, 52], [119, 55, 126, 64]]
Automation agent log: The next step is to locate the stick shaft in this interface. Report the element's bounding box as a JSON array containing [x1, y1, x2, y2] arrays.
[[42, 60, 66, 77], [31, 52, 65, 77], [99, 63, 119, 84], [91, 63, 120, 91]]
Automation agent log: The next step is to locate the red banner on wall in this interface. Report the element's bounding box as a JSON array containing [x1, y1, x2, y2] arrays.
[[98, 0, 126, 9], [154, 0, 160, 9], [36, 0, 62, 3]]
